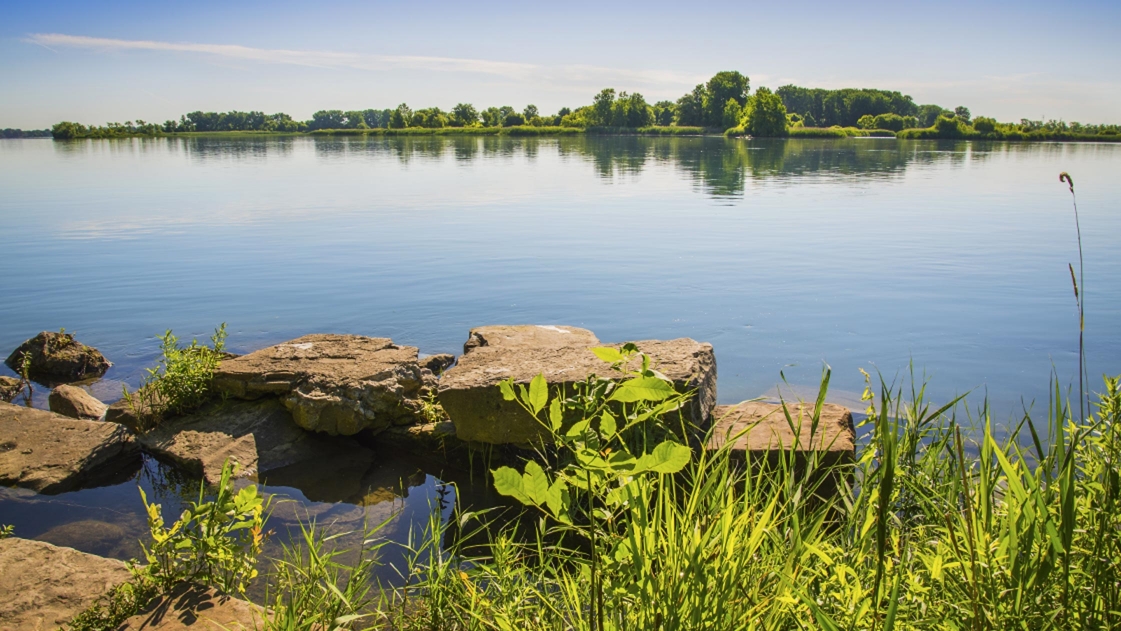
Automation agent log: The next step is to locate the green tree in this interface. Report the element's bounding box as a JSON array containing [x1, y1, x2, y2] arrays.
[[675, 84, 706, 126], [450, 103, 478, 127], [972, 116, 997, 133], [743, 87, 788, 137], [722, 98, 743, 130], [389, 104, 411, 129], [523, 104, 539, 119], [592, 89, 616, 126], [954, 106, 971, 123], [918, 104, 948, 127], [653, 100, 676, 126], [704, 71, 750, 127], [503, 111, 526, 126]]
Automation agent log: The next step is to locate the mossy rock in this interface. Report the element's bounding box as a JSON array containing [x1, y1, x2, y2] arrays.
[[5, 331, 111, 382]]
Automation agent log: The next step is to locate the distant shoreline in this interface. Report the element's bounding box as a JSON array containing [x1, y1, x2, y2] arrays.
[[26, 126, 1121, 143]]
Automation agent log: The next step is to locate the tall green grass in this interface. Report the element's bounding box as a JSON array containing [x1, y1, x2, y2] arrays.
[[381, 370, 1121, 630]]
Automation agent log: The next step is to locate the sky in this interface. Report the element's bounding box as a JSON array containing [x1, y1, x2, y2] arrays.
[[2, 0, 1120, 129]]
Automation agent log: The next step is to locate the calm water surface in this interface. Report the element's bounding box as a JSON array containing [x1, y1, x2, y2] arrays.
[[1, 135, 1119, 576]]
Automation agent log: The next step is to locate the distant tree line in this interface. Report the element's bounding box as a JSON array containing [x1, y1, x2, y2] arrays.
[[47, 70, 1121, 140], [2, 128, 51, 138]]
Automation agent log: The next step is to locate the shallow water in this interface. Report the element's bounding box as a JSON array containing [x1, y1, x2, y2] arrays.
[[1, 135, 1119, 574]]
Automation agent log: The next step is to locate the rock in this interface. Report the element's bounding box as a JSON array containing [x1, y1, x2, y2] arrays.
[[438, 325, 717, 445], [4, 331, 111, 382], [419, 353, 456, 375], [706, 401, 856, 495], [212, 334, 437, 436], [0, 376, 21, 402], [139, 398, 374, 485], [117, 582, 262, 630], [105, 387, 167, 433], [49, 384, 108, 420], [37, 519, 132, 559], [0, 401, 141, 494], [0, 537, 132, 631]]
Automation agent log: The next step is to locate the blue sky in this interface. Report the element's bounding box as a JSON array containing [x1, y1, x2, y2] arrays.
[[2, 0, 1119, 128]]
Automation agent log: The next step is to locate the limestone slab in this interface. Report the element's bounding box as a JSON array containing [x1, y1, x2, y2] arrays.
[[438, 325, 716, 445], [212, 334, 436, 436], [117, 582, 262, 630], [0, 537, 132, 631], [0, 401, 140, 494], [139, 398, 374, 484]]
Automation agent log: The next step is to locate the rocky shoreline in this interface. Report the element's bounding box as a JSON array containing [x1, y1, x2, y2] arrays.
[[0, 324, 855, 629]]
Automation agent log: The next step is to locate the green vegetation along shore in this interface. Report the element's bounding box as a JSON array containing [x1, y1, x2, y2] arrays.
[[44, 70, 1121, 143]]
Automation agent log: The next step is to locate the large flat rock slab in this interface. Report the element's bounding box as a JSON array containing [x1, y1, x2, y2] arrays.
[[140, 398, 374, 484], [117, 583, 262, 630], [706, 401, 855, 462], [707, 401, 856, 496], [438, 325, 716, 445], [0, 537, 132, 631], [0, 401, 140, 494], [212, 334, 436, 436]]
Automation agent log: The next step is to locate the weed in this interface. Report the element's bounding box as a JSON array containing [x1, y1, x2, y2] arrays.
[[124, 323, 227, 431], [0, 524, 12, 539]]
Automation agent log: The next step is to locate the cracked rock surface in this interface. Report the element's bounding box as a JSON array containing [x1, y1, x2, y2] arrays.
[[212, 334, 437, 436]]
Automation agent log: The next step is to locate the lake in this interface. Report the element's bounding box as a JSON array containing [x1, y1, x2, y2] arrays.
[[1, 135, 1119, 580]]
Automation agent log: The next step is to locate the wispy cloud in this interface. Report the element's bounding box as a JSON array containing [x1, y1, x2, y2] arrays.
[[27, 33, 538, 77], [25, 33, 701, 91]]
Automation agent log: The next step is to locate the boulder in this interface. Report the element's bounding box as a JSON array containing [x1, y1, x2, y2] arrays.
[[117, 582, 262, 630], [706, 401, 856, 495], [438, 325, 717, 445], [104, 387, 166, 433], [4, 331, 111, 382], [0, 401, 140, 494], [139, 398, 374, 485], [378, 420, 460, 458], [37, 519, 133, 559], [0, 376, 20, 402], [0, 537, 132, 631], [212, 334, 436, 436], [49, 384, 108, 420]]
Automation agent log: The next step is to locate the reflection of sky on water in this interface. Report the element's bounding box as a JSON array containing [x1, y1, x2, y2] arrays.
[[0, 135, 1118, 427]]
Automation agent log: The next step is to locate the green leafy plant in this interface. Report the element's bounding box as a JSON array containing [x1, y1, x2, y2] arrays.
[[491, 344, 695, 630], [139, 458, 268, 597], [0, 524, 13, 539], [124, 323, 227, 431], [64, 570, 159, 631]]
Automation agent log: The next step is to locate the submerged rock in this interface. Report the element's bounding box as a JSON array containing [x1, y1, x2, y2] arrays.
[[139, 398, 374, 484], [0, 401, 140, 494], [438, 325, 717, 445], [4, 331, 111, 382], [0, 537, 132, 630], [118, 582, 263, 630], [0, 376, 20, 402], [37, 519, 133, 559], [212, 334, 437, 436], [48, 384, 108, 420]]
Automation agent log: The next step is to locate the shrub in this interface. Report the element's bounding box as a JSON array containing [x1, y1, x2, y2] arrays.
[[743, 87, 789, 137], [123, 324, 227, 431]]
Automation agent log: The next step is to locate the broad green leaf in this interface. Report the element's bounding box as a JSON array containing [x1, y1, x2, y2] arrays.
[[565, 419, 591, 440], [492, 467, 530, 505], [498, 379, 516, 402], [522, 461, 550, 506], [634, 441, 691, 474], [548, 398, 563, 432], [608, 376, 676, 403], [528, 374, 548, 414], [591, 347, 625, 364], [599, 411, 617, 439]]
